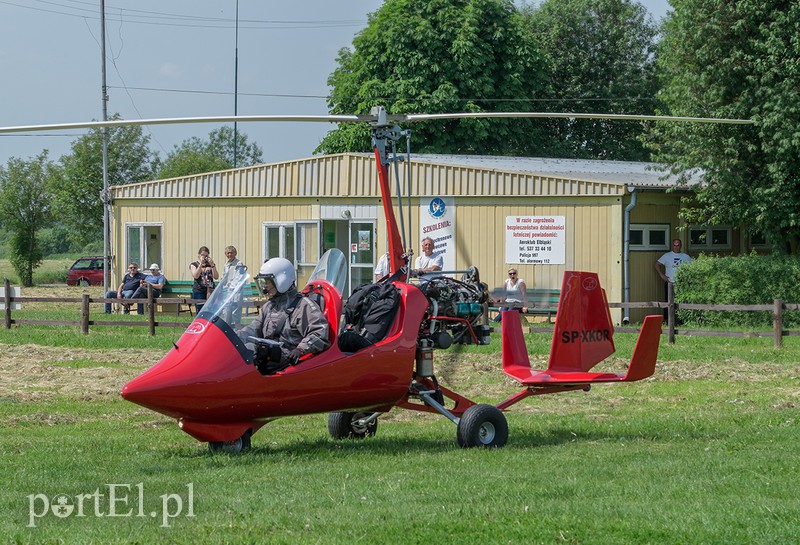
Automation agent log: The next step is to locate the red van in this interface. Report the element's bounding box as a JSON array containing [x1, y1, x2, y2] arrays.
[[66, 256, 106, 286]]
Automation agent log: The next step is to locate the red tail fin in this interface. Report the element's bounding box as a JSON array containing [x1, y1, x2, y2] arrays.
[[501, 271, 661, 389], [547, 271, 615, 373]]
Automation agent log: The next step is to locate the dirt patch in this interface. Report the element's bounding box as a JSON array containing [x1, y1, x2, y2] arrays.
[[0, 343, 162, 403]]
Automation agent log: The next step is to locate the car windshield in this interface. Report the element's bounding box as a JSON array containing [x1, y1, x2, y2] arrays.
[[195, 249, 347, 331]]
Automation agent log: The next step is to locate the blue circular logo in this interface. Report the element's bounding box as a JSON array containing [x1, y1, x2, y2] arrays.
[[428, 198, 446, 218]]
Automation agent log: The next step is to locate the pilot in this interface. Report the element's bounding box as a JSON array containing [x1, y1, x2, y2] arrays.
[[239, 257, 330, 375]]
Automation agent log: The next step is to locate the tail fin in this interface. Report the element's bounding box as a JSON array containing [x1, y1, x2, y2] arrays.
[[622, 314, 661, 381], [500, 273, 662, 388], [547, 271, 615, 373]]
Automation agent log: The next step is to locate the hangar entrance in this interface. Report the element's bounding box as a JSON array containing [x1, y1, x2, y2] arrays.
[[322, 219, 376, 296]]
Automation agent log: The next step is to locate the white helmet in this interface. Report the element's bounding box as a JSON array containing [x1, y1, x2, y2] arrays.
[[256, 257, 296, 295]]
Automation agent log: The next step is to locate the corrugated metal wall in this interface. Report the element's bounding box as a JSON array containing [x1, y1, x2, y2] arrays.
[[111, 153, 633, 309]]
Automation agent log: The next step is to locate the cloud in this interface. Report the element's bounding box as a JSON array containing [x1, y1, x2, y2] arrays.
[[159, 62, 183, 78]]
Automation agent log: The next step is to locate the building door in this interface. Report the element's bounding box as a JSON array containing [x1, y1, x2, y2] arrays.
[[349, 221, 376, 291]]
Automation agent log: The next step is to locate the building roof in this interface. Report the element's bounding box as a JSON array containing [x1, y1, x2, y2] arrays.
[[404, 154, 685, 188], [110, 153, 693, 200]]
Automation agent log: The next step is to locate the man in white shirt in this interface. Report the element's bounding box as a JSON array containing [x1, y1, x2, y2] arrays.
[[654, 238, 692, 323], [374, 251, 389, 281], [413, 237, 443, 283]]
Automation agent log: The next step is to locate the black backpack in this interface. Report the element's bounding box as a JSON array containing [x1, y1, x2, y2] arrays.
[[338, 281, 401, 353]]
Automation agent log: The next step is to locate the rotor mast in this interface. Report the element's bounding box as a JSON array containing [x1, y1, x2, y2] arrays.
[[371, 106, 410, 281]]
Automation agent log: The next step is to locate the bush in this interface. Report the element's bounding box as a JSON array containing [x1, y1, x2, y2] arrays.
[[675, 254, 800, 328]]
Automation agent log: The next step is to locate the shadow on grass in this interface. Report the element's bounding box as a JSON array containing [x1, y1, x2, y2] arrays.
[[173, 424, 678, 461]]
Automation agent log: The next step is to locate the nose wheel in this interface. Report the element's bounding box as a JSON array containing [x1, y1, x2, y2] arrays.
[[209, 430, 252, 454]]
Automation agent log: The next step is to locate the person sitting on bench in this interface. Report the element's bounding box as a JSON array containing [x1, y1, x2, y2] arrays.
[[131, 263, 166, 315], [104, 262, 146, 314]]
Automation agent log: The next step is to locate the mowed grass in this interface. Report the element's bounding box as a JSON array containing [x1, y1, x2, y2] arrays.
[[1, 325, 799, 543]]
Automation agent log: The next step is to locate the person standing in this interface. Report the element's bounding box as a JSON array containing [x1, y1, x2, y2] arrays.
[[223, 245, 244, 274], [495, 268, 528, 322], [104, 262, 146, 314], [221, 245, 245, 325], [413, 237, 443, 283], [189, 246, 219, 312], [374, 251, 389, 281], [654, 238, 692, 322]]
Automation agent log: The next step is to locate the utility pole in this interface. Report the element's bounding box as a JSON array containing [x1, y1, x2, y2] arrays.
[[100, 0, 111, 293], [233, 0, 239, 168]]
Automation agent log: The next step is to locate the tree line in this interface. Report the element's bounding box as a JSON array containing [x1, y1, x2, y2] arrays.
[[2, 0, 798, 286]]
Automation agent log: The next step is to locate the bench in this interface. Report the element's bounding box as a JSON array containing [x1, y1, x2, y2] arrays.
[[159, 280, 260, 317], [488, 287, 560, 323]]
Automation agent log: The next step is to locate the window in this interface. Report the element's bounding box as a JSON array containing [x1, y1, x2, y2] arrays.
[[689, 226, 731, 250], [749, 231, 769, 248], [263, 223, 296, 263], [125, 223, 162, 271], [629, 224, 670, 251]]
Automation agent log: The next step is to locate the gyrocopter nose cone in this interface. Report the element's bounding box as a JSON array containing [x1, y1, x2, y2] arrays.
[[120, 367, 188, 415], [120, 324, 251, 418]]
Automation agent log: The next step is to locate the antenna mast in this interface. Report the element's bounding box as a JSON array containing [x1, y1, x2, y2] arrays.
[[100, 0, 111, 293]]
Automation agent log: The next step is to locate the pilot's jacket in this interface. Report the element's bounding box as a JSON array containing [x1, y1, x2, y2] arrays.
[[241, 287, 330, 359]]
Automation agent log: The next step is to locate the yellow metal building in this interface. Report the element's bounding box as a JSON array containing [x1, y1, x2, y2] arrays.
[[109, 153, 757, 323]]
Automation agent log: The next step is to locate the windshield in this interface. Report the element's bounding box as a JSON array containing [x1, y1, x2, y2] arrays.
[[309, 248, 347, 294], [195, 249, 347, 331]]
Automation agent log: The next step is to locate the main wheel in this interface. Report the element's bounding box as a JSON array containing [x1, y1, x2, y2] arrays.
[[456, 404, 508, 448], [209, 430, 252, 454], [328, 412, 378, 440]]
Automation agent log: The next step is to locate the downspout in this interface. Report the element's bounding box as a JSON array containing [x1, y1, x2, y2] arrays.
[[622, 187, 637, 325]]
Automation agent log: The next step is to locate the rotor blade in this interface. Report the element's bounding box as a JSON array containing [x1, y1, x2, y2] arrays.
[[0, 114, 367, 134], [400, 112, 755, 125], [0, 111, 755, 135]]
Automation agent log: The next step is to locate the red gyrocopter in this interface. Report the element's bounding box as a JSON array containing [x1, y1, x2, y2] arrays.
[[117, 107, 663, 451]]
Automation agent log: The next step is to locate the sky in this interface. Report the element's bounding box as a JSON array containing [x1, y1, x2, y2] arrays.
[[0, 0, 671, 167]]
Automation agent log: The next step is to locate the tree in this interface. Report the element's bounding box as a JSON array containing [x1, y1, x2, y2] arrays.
[[522, 0, 661, 160], [317, 0, 548, 156], [648, 0, 800, 253], [0, 152, 55, 286], [157, 126, 263, 179], [51, 114, 159, 247]]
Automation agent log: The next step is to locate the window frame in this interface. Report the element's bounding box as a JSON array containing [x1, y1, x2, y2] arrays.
[[629, 223, 670, 251], [688, 225, 732, 251]]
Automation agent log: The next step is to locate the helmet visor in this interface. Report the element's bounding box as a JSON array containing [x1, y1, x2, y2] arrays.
[[255, 274, 276, 296]]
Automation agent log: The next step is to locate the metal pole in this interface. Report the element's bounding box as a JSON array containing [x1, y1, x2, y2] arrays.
[[100, 0, 111, 294], [233, 0, 239, 168]]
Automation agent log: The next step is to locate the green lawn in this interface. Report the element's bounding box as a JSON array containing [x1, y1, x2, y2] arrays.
[[0, 257, 78, 285], [1, 327, 798, 544]]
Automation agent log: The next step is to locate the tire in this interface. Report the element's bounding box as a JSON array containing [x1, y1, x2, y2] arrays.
[[78, 278, 90, 287], [209, 429, 252, 454], [456, 404, 508, 448], [327, 412, 378, 440]]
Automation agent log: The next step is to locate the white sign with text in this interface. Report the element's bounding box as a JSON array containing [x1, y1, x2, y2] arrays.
[[419, 197, 455, 271], [505, 215, 566, 265]]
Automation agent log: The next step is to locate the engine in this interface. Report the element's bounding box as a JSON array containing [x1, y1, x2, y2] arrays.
[[416, 267, 491, 348]]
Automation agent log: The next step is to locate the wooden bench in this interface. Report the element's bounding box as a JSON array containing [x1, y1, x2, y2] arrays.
[[158, 280, 197, 316], [488, 287, 560, 323], [159, 280, 261, 317]]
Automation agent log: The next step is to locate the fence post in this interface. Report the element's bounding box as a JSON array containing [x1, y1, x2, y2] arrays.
[[147, 285, 156, 336], [3, 278, 11, 329], [81, 294, 90, 335], [773, 298, 783, 348], [667, 282, 676, 345]]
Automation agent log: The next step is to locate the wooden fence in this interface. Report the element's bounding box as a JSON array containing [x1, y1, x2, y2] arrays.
[[3, 279, 799, 346]]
